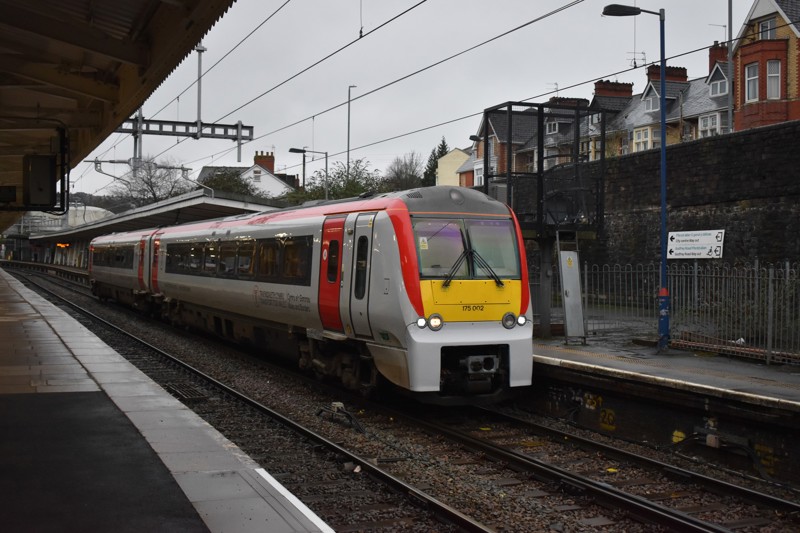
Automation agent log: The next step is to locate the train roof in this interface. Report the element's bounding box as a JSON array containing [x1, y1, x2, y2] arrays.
[[90, 187, 512, 243]]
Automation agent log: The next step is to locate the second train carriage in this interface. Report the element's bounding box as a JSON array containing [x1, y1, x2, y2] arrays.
[[90, 186, 533, 403]]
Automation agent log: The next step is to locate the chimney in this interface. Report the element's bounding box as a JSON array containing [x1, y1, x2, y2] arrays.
[[708, 41, 728, 72], [253, 151, 275, 173], [647, 64, 688, 83], [548, 96, 590, 108], [594, 79, 634, 98]]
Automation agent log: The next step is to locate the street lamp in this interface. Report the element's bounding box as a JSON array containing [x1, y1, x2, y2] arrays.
[[603, 4, 670, 350], [347, 85, 356, 180], [289, 147, 329, 200]]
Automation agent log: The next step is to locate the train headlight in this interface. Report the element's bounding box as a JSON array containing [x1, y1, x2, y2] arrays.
[[502, 312, 517, 329], [517, 315, 527, 326], [428, 314, 444, 331], [416, 317, 427, 328]]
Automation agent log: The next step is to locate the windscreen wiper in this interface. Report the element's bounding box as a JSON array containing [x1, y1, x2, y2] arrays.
[[471, 250, 504, 287], [442, 249, 468, 288], [442, 249, 504, 288]]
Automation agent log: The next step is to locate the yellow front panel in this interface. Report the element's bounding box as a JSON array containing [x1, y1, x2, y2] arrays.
[[419, 279, 521, 321]]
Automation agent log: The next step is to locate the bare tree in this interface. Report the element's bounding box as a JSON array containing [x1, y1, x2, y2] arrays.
[[110, 156, 195, 207], [384, 151, 424, 191]]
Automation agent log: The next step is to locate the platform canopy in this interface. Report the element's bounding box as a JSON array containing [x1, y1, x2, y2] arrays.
[[0, 0, 237, 233]]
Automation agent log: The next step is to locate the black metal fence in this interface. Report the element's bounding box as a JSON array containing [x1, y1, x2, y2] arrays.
[[531, 261, 800, 364]]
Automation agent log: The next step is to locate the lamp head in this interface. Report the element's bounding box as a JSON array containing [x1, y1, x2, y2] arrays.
[[603, 4, 642, 16], [289, 148, 305, 154]]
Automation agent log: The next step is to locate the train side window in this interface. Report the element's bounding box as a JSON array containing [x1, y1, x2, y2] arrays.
[[256, 240, 280, 281], [92, 247, 106, 267], [237, 240, 255, 279], [354, 236, 369, 299], [124, 246, 135, 269], [218, 242, 237, 277], [166, 243, 193, 274], [282, 236, 312, 286], [203, 243, 218, 275], [326, 240, 340, 283]]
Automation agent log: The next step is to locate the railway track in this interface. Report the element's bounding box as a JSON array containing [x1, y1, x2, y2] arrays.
[[13, 265, 800, 531], [16, 271, 487, 532], [402, 405, 800, 532]]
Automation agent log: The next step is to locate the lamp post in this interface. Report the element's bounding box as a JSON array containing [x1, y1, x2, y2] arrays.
[[603, 4, 670, 350], [347, 85, 356, 180], [289, 147, 329, 199]]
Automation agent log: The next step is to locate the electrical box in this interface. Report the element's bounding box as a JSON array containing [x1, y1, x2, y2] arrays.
[[23, 155, 57, 207]]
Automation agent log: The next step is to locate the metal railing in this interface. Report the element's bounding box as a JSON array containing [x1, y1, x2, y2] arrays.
[[531, 261, 800, 364]]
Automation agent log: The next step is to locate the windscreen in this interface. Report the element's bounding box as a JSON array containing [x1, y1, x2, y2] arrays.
[[413, 217, 520, 280]]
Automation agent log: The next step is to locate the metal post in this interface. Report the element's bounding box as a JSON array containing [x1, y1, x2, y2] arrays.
[[347, 85, 356, 179], [301, 152, 306, 189], [291, 147, 328, 197], [657, 9, 670, 350], [195, 43, 206, 139], [727, 0, 733, 132], [602, 4, 670, 348], [324, 151, 329, 200]]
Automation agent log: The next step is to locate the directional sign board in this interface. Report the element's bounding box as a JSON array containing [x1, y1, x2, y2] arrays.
[[667, 229, 725, 259]]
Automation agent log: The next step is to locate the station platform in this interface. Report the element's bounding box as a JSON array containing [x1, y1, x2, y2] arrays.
[[0, 268, 332, 533], [532, 331, 800, 412]]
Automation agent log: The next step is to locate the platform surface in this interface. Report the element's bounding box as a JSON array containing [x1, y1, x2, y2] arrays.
[[0, 268, 332, 533], [532, 330, 800, 411]]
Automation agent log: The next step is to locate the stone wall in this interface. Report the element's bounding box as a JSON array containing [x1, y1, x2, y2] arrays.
[[516, 120, 800, 265]]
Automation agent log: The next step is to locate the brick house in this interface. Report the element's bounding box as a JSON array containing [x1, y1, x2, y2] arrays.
[[733, 0, 800, 129], [198, 151, 297, 197], [457, 0, 800, 182]]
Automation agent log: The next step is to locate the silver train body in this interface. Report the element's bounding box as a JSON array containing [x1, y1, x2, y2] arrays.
[[89, 186, 533, 404]]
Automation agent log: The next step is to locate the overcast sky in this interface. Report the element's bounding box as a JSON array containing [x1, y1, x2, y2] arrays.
[[71, 0, 751, 195]]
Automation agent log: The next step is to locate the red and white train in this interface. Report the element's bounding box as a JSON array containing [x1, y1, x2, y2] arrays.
[[89, 186, 533, 404]]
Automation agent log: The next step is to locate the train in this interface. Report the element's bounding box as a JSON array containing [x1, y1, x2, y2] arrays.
[[89, 186, 533, 404]]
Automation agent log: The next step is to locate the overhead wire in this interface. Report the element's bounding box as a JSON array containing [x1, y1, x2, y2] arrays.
[[83, 4, 771, 188], [75, 0, 295, 190], [172, 0, 589, 173], [148, 0, 430, 163]]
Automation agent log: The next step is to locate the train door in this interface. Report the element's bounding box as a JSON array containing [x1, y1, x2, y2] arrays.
[[345, 212, 375, 338], [318, 216, 345, 331], [137, 237, 148, 291], [149, 230, 163, 294]]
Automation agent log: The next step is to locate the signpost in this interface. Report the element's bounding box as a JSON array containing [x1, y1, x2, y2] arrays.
[[667, 229, 725, 259]]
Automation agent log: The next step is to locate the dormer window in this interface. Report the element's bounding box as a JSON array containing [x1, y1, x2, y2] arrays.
[[546, 122, 558, 134], [710, 79, 727, 96], [758, 18, 776, 39], [644, 95, 659, 112]]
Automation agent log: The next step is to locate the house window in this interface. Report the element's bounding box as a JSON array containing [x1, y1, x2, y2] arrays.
[[474, 163, 484, 187], [710, 79, 727, 96], [644, 95, 659, 111], [546, 122, 558, 134], [633, 127, 650, 152], [745, 63, 759, 102], [758, 18, 776, 40], [682, 123, 694, 141], [767, 60, 781, 99], [699, 113, 720, 138], [253, 169, 261, 183], [651, 128, 661, 149]]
